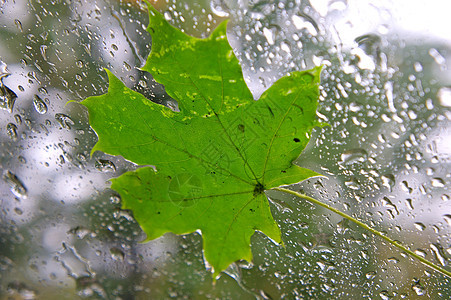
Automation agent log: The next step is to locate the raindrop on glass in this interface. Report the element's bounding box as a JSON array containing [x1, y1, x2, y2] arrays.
[[55, 113, 75, 129], [33, 95, 48, 114], [2, 171, 27, 199], [95, 159, 116, 172], [0, 81, 17, 113], [6, 123, 18, 141], [109, 247, 125, 262], [210, 0, 230, 17], [339, 148, 368, 165]]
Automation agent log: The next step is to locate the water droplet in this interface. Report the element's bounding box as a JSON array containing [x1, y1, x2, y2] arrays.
[[430, 243, 447, 266], [138, 80, 147, 88], [401, 181, 413, 193], [437, 87, 451, 107], [413, 222, 426, 231], [355, 34, 381, 62], [281, 41, 291, 54], [110, 247, 125, 261], [349, 102, 362, 112], [40, 45, 48, 61], [56, 243, 93, 278], [110, 194, 121, 204], [14, 19, 23, 32], [113, 209, 134, 221], [339, 148, 368, 165], [263, 26, 279, 45], [18, 156, 27, 164], [328, 0, 348, 12], [352, 46, 378, 71], [381, 197, 399, 215], [415, 249, 427, 258], [210, 0, 230, 17], [55, 113, 75, 129], [425, 98, 434, 110], [291, 13, 318, 36], [6, 281, 37, 299], [405, 198, 414, 210], [429, 48, 446, 66], [381, 174, 395, 191], [68, 226, 92, 239], [413, 62, 423, 72], [164, 11, 172, 21], [379, 290, 390, 300], [33, 95, 48, 114], [75, 276, 107, 298], [268, 197, 293, 213], [0, 81, 17, 113], [412, 281, 426, 296], [344, 177, 360, 190], [336, 219, 349, 233], [6, 123, 18, 141], [298, 222, 309, 229], [123, 61, 131, 71], [387, 257, 399, 263], [431, 177, 445, 188], [95, 159, 116, 172], [3, 170, 27, 199], [443, 214, 451, 226], [365, 271, 376, 279]]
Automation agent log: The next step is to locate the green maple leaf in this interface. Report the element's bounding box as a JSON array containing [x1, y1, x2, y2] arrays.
[[81, 3, 323, 278]]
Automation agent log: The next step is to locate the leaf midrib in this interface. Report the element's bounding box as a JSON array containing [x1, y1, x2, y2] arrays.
[[159, 40, 261, 185], [261, 88, 303, 187]]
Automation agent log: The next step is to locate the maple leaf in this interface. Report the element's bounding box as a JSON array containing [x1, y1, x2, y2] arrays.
[[81, 2, 323, 278]]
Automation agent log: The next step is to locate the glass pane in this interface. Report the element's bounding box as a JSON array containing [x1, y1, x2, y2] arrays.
[[1, 0, 450, 298]]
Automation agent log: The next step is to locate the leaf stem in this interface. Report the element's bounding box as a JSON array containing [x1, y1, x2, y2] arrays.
[[272, 187, 451, 278]]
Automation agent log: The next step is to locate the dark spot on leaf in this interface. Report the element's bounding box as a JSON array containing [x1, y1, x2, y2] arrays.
[[157, 211, 160, 214], [293, 103, 304, 114], [267, 105, 274, 117], [253, 182, 265, 196], [238, 124, 244, 132], [293, 138, 300, 143], [249, 208, 255, 212], [281, 170, 286, 173]]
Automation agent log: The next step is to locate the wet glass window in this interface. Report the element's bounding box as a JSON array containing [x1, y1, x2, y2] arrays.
[[1, 0, 450, 298]]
